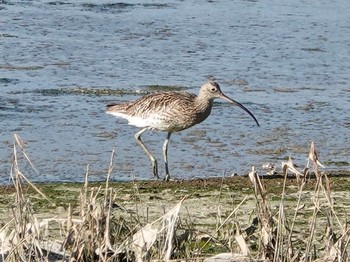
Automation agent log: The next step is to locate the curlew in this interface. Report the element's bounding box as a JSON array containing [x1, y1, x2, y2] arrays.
[[107, 81, 259, 181]]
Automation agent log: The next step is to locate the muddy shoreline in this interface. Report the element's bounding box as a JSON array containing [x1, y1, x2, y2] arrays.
[[1, 172, 350, 221]]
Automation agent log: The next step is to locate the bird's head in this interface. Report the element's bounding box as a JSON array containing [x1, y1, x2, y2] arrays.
[[200, 81, 260, 127]]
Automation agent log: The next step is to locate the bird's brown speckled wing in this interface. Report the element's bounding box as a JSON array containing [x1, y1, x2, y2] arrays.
[[107, 91, 196, 118]]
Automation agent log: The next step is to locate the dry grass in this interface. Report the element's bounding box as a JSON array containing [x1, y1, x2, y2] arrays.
[[0, 134, 349, 261], [245, 142, 350, 262]]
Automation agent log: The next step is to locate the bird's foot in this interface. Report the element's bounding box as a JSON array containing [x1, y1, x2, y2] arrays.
[[163, 173, 171, 182]]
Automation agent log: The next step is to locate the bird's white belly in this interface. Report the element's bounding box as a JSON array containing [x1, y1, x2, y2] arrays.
[[107, 111, 170, 131]]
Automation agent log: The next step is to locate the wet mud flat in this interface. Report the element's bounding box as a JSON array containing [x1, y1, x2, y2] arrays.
[[1, 173, 350, 260]]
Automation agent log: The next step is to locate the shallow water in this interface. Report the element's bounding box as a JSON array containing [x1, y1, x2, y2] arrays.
[[1, 0, 349, 183]]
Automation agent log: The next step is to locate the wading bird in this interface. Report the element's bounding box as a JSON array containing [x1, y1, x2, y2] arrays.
[[107, 81, 259, 181]]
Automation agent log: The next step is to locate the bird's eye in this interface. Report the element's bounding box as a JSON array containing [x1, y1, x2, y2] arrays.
[[210, 87, 217, 92]]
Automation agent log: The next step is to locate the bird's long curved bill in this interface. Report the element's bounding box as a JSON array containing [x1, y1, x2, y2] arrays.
[[220, 93, 260, 127]]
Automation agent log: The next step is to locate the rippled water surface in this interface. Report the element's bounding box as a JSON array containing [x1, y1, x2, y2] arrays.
[[1, 0, 350, 183]]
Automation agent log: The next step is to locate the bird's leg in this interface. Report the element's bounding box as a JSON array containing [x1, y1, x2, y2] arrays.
[[134, 128, 159, 178], [162, 132, 172, 181]]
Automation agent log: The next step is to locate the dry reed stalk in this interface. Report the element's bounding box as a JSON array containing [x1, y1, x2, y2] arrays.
[[306, 143, 349, 262], [248, 166, 275, 261], [2, 134, 52, 262], [198, 196, 249, 254], [272, 164, 288, 262], [286, 172, 307, 260], [112, 196, 186, 262], [245, 142, 349, 262], [304, 142, 335, 261]]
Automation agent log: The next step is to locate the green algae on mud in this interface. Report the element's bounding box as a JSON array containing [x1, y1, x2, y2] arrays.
[[143, 84, 187, 92], [8, 87, 152, 96], [7, 84, 189, 97]]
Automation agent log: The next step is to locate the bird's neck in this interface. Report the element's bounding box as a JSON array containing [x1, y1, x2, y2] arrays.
[[194, 96, 214, 116]]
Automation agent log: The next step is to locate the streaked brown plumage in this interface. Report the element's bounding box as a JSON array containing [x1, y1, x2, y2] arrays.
[[107, 81, 259, 181]]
